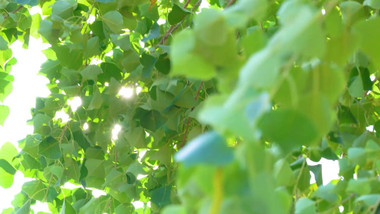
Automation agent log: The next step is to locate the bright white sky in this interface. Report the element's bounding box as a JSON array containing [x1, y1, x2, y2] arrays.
[[0, 1, 341, 212], [0, 38, 51, 212]]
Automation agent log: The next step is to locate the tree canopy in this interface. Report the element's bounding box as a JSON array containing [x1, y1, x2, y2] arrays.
[[1, 0, 380, 213]]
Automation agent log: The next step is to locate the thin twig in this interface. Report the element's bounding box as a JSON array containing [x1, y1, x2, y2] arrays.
[[156, 0, 202, 47], [3, 5, 23, 19], [59, 124, 69, 143], [180, 81, 203, 147], [225, 0, 236, 8], [194, 81, 203, 101], [180, 117, 191, 148], [293, 158, 306, 199], [183, 0, 192, 8]]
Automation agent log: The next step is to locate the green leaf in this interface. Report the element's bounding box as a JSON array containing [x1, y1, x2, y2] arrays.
[[139, 2, 159, 21], [80, 65, 102, 81], [0, 168, 14, 188], [84, 36, 101, 58], [364, 0, 380, 9], [0, 142, 18, 162], [98, 62, 122, 83], [149, 144, 172, 166], [140, 53, 156, 78], [39, 136, 62, 159], [340, 1, 365, 26], [61, 199, 76, 214], [297, 93, 333, 135], [353, 17, 380, 69], [239, 48, 285, 89], [115, 204, 134, 214], [86, 147, 105, 160], [53, 45, 83, 69], [175, 131, 234, 167], [123, 126, 145, 148], [44, 165, 64, 181], [273, 159, 295, 186], [150, 185, 172, 208], [225, 0, 267, 22], [347, 178, 371, 195], [15, 200, 30, 214], [162, 205, 186, 214], [0, 159, 16, 175], [0, 79, 13, 102], [170, 29, 215, 80], [358, 67, 373, 90], [102, 11, 124, 33], [134, 109, 166, 132], [22, 180, 48, 201], [168, 4, 191, 25], [0, 35, 8, 50], [194, 9, 228, 47], [110, 34, 130, 51], [88, 90, 103, 110], [155, 53, 170, 75], [30, 13, 41, 39], [326, 33, 358, 65], [277, 2, 326, 58], [0, 105, 10, 126], [198, 89, 263, 140], [325, 7, 344, 38], [295, 198, 316, 214], [104, 168, 125, 188], [309, 164, 322, 186], [365, 140, 380, 159], [0, 0, 8, 9], [347, 147, 366, 167], [356, 194, 380, 206], [38, 20, 59, 43], [258, 109, 318, 152], [96, 0, 114, 2], [241, 26, 267, 56], [78, 196, 109, 214], [85, 159, 105, 188], [73, 130, 90, 150], [313, 183, 338, 203], [51, 1, 76, 21], [15, 0, 37, 6]]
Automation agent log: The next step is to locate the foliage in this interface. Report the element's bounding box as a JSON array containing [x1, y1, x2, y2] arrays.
[[1, 0, 380, 213]]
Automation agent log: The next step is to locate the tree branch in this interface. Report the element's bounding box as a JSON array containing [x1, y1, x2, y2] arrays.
[[156, 0, 202, 47], [183, 0, 192, 8], [225, 0, 236, 8]]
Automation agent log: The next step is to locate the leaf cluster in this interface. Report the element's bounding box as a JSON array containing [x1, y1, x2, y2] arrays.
[[1, 0, 380, 213]]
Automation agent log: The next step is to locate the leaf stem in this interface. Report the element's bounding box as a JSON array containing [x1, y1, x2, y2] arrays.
[[293, 158, 306, 199], [180, 81, 203, 148], [211, 168, 223, 214], [156, 0, 202, 47]]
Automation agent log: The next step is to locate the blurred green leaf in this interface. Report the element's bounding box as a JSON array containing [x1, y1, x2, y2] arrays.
[[0, 105, 9, 126], [258, 109, 318, 151], [175, 131, 233, 167], [295, 198, 316, 214]]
